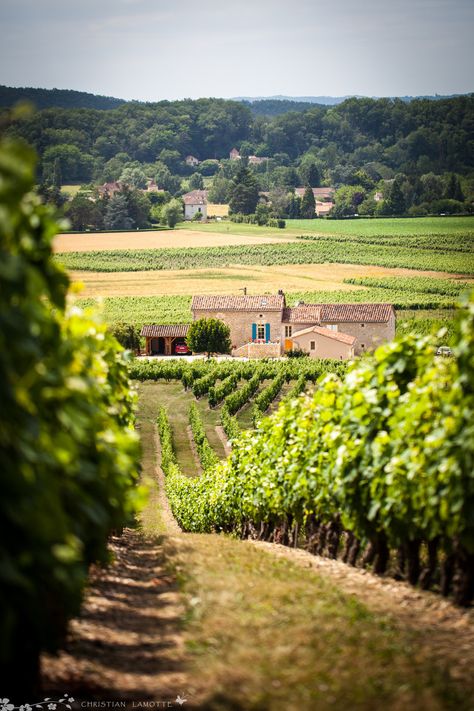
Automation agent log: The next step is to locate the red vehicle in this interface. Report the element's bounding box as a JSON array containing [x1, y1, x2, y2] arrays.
[[174, 343, 190, 355]]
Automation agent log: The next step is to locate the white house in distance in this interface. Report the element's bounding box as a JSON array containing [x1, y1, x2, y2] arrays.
[[185, 155, 200, 167], [183, 189, 208, 220]]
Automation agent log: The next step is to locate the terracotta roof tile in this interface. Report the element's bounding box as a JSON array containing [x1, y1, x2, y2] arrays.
[[182, 190, 208, 205], [192, 294, 285, 312], [292, 325, 356, 345], [283, 305, 322, 323], [319, 303, 394, 323], [140, 324, 190, 338], [284, 303, 393, 323]]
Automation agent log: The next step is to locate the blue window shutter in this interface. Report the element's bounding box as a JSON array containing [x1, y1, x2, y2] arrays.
[[265, 323, 270, 342], [252, 323, 257, 340]]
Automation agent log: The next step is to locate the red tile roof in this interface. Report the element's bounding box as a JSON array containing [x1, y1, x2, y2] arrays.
[[191, 294, 285, 312], [284, 303, 393, 324], [292, 325, 356, 345], [183, 189, 208, 205], [319, 303, 394, 323], [294, 187, 335, 199], [140, 324, 190, 338], [283, 305, 322, 323]]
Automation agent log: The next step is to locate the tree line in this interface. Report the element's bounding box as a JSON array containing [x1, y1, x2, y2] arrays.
[[1, 94, 473, 224]]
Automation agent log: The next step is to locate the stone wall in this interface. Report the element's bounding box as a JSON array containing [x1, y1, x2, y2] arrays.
[[290, 331, 354, 360], [192, 308, 283, 351], [322, 313, 395, 356], [233, 342, 281, 359]]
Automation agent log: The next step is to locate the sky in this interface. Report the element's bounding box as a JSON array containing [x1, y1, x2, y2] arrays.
[[0, 0, 473, 101]]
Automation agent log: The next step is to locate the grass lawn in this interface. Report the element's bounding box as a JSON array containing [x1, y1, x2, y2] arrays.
[[61, 184, 82, 197]]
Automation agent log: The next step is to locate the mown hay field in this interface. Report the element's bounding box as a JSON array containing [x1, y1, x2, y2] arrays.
[[54, 228, 293, 253], [69, 262, 469, 298]]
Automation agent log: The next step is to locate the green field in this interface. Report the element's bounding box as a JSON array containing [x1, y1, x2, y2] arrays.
[[177, 215, 474, 237], [57, 239, 474, 274]]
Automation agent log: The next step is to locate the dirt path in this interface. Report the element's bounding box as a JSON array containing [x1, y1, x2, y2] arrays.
[[42, 530, 187, 703], [42, 402, 185, 704], [215, 425, 231, 456]]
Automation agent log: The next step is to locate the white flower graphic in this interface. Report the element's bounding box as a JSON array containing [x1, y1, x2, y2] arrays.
[[175, 696, 187, 706], [47, 705, 57, 710], [1, 699, 14, 711]]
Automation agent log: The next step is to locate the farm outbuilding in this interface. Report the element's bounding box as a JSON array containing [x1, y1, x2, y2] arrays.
[[141, 324, 190, 355]]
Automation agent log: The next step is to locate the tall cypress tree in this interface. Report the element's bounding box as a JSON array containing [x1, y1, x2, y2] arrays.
[[229, 164, 259, 215], [445, 173, 464, 202], [300, 186, 316, 218]]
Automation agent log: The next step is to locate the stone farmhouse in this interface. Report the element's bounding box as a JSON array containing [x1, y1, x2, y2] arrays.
[[141, 291, 395, 359], [183, 189, 208, 220]]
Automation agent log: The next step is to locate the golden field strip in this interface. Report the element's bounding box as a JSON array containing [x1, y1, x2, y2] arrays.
[[70, 262, 468, 298], [53, 229, 294, 252]]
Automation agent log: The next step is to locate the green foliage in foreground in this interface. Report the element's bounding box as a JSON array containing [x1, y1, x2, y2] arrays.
[[159, 297, 474, 605], [57, 237, 474, 274], [0, 141, 141, 695]]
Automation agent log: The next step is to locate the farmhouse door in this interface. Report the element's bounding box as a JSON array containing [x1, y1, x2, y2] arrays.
[[284, 338, 293, 352]]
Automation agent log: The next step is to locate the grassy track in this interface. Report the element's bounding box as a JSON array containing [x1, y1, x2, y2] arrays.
[[132, 381, 474, 710]]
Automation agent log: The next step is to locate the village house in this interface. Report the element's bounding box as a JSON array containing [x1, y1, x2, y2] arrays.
[[229, 148, 269, 165], [141, 291, 395, 359], [185, 155, 200, 167], [182, 189, 208, 220], [98, 181, 122, 198]]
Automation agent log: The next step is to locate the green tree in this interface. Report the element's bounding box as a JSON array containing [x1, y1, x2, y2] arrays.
[[189, 172, 204, 190], [229, 164, 259, 215], [300, 186, 316, 218], [445, 173, 464, 202], [186, 318, 232, 358], [384, 178, 406, 215], [0, 140, 140, 697], [287, 193, 301, 219], [299, 158, 321, 187], [208, 173, 232, 203], [332, 185, 366, 217], [111, 322, 141, 352], [104, 193, 133, 230], [119, 164, 147, 189], [65, 192, 104, 230], [53, 156, 62, 188], [155, 162, 182, 194], [161, 198, 183, 227]]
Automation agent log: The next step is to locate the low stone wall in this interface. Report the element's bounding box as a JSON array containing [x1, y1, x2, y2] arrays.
[[233, 342, 281, 359]]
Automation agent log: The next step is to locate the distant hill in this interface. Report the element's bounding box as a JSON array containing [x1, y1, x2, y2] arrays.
[[235, 95, 359, 105], [236, 94, 469, 116], [0, 85, 127, 111]]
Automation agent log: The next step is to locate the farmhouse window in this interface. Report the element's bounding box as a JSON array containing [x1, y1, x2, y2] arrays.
[[285, 325, 292, 337], [257, 323, 265, 340], [327, 324, 338, 332], [361, 323, 365, 327], [310, 341, 316, 350]]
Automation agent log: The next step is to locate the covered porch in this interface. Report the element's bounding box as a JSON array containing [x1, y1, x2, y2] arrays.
[[140, 324, 190, 356]]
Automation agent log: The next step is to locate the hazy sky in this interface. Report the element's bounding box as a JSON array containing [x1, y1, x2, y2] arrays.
[[0, 0, 473, 100]]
